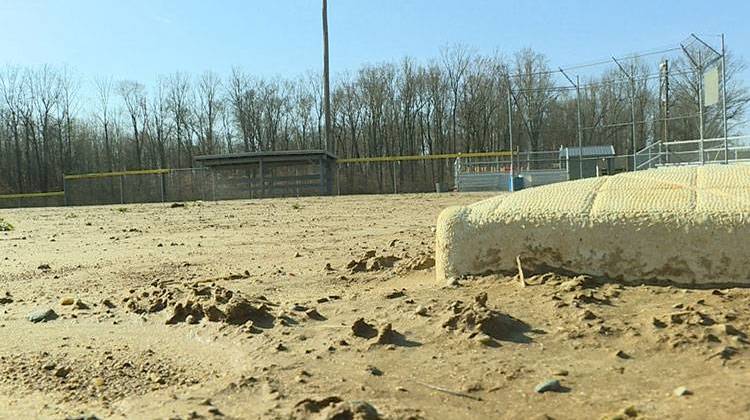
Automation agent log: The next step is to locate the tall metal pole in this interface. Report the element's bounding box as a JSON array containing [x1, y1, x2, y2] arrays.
[[612, 57, 637, 171], [698, 50, 704, 164], [559, 68, 583, 178], [575, 75, 583, 178], [322, 0, 332, 156], [721, 33, 729, 163], [507, 90, 514, 191], [659, 60, 669, 163]]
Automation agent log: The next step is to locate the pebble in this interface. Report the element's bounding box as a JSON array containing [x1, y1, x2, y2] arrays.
[[624, 405, 638, 415], [92, 377, 105, 387], [673, 386, 691, 397], [614, 350, 630, 359], [534, 379, 563, 393], [475, 333, 497, 347], [54, 367, 70, 378], [553, 369, 569, 376], [27, 308, 58, 323], [366, 366, 383, 376], [415, 305, 428, 316], [446, 277, 460, 287], [581, 309, 597, 320], [60, 297, 75, 306]]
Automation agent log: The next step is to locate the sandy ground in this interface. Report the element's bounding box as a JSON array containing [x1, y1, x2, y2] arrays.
[[1, 193, 750, 420]]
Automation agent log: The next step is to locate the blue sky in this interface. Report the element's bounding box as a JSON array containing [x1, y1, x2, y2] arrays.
[[0, 0, 747, 96]]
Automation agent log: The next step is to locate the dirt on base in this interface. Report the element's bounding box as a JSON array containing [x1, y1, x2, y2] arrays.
[[1, 193, 750, 419]]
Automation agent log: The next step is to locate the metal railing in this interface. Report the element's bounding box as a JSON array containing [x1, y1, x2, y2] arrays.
[[635, 135, 750, 170]]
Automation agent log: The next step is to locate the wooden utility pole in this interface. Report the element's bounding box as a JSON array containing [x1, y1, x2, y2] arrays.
[[322, 0, 333, 155]]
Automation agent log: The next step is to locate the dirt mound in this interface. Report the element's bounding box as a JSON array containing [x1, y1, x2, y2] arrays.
[[350, 318, 419, 347], [396, 253, 436, 272], [124, 283, 278, 329], [347, 251, 402, 273], [441, 292, 531, 345], [294, 396, 379, 419]]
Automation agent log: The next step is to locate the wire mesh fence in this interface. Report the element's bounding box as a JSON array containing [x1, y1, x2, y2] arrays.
[[0, 192, 65, 209], [63, 169, 212, 206], [336, 158, 458, 195]]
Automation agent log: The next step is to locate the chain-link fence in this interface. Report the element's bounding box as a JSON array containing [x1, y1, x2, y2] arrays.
[[0, 192, 65, 209], [63, 169, 212, 206], [336, 158, 457, 195]]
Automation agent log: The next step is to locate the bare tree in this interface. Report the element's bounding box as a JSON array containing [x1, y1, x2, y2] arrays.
[[118, 80, 147, 169]]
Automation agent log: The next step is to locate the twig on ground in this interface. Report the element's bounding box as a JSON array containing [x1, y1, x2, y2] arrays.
[[516, 256, 527, 287], [413, 380, 483, 401]]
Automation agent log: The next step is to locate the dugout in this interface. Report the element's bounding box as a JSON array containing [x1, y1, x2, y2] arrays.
[[560, 145, 616, 180], [194, 150, 336, 200]]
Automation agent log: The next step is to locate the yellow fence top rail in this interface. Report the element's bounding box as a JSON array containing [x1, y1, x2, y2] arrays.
[[337, 151, 512, 164], [0, 191, 65, 200], [64, 168, 170, 180]]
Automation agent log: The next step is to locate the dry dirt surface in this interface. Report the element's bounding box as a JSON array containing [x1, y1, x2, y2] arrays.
[[1, 193, 750, 420]]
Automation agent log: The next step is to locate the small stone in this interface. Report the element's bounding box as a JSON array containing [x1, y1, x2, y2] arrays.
[[652, 317, 667, 328], [351, 318, 377, 339], [673, 386, 692, 397], [553, 369, 569, 376], [305, 308, 326, 320], [92, 377, 105, 387], [60, 297, 75, 306], [534, 379, 563, 393], [27, 308, 58, 323], [415, 305, 428, 316], [150, 373, 166, 384], [75, 299, 90, 310], [475, 333, 498, 347], [614, 350, 630, 359], [54, 367, 70, 378], [38, 264, 51, 271], [621, 405, 638, 417], [366, 366, 383, 376], [446, 277, 460, 287], [581, 309, 597, 320], [384, 290, 406, 299], [185, 315, 197, 324], [101, 299, 116, 309]]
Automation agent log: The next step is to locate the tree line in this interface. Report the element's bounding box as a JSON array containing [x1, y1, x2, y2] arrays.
[[0, 44, 747, 194]]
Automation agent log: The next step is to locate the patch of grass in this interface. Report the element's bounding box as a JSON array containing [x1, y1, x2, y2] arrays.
[[0, 218, 13, 232], [291, 203, 302, 210], [116, 207, 129, 213], [64, 213, 78, 219]]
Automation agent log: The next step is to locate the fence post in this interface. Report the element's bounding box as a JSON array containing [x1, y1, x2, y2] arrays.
[[391, 160, 398, 194], [63, 176, 68, 206], [211, 169, 216, 201], [120, 175, 125, 204], [160, 173, 165, 203]]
